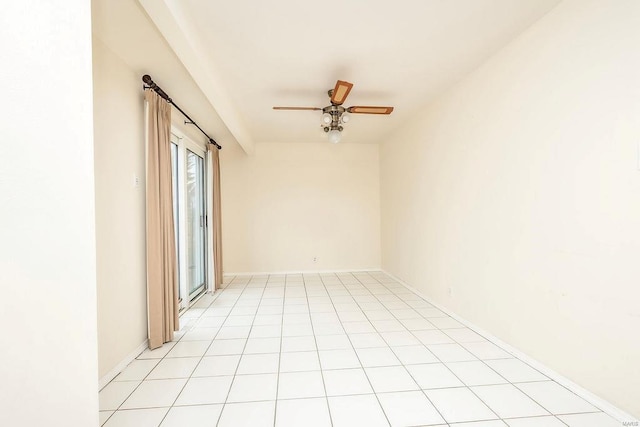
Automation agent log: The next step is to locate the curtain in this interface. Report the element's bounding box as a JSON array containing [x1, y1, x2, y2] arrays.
[[145, 89, 178, 349], [208, 145, 223, 289]]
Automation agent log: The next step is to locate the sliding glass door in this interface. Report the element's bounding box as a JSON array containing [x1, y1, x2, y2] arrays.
[[186, 150, 206, 298], [170, 131, 208, 310]]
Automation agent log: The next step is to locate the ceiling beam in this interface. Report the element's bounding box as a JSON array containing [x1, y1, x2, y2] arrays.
[[138, 0, 255, 155]]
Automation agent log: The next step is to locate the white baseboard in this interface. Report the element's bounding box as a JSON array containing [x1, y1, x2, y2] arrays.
[[382, 270, 638, 423], [98, 340, 148, 390], [224, 268, 381, 277]]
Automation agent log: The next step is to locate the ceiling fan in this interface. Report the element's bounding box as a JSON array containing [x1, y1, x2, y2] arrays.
[[273, 80, 394, 143]]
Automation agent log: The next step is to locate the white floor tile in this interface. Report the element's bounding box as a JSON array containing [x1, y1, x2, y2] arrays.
[[343, 321, 377, 334], [378, 391, 445, 426], [418, 308, 448, 318], [471, 384, 549, 418], [114, 360, 159, 381], [147, 357, 200, 379], [250, 325, 282, 338], [505, 416, 566, 427], [278, 371, 325, 399], [364, 309, 396, 320], [311, 312, 341, 323], [282, 323, 314, 337], [371, 319, 406, 332], [254, 314, 282, 325], [205, 338, 245, 356], [444, 328, 486, 343], [315, 334, 351, 350], [380, 331, 421, 346], [99, 411, 113, 426], [413, 329, 455, 345], [463, 341, 513, 359], [515, 381, 597, 414], [280, 351, 320, 372], [181, 327, 219, 341], [165, 341, 210, 358], [485, 359, 548, 383], [103, 408, 168, 427], [388, 308, 422, 319], [391, 345, 439, 365], [323, 368, 374, 396], [429, 317, 464, 329], [160, 404, 223, 427], [399, 317, 437, 331], [99, 381, 141, 410], [217, 326, 252, 339], [193, 355, 241, 377], [196, 317, 225, 328], [319, 349, 361, 370], [237, 353, 280, 374], [328, 394, 390, 427], [558, 412, 621, 427], [244, 337, 281, 354], [356, 347, 401, 367], [365, 366, 419, 393], [281, 336, 316, 352], [227, 373, 278, 402], [406, 363, 464, 389], [218, 401, 276, 427], [104, 273, 622, 427], [425, 387, 497, 424], [120, 379, 186, 409], [428, 343, 477, 362], [276, 397, 331, 427], [174, 376, 233, 405], [313, 322, 346, 336], [339, 311, 368, 322], [446, 361, 508, 386], [283, 313, 310, 324], [350, 332, 388, 349]]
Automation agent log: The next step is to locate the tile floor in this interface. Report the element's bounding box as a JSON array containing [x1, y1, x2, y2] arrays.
[[99, 272, 620, 427]]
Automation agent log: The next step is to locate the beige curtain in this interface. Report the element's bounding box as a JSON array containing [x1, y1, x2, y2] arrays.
[[145, 90, 178, 349], [209, 145, 223, 289]]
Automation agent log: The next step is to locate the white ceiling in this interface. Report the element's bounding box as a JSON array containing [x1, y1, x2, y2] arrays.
[[140, 0, 560, 150]]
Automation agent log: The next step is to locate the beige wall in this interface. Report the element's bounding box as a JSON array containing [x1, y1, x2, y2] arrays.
[[222, 142, 381, 273], [93, 38, 148, 378], [380, 0, 640, 417], [0, 1, 99, 425]]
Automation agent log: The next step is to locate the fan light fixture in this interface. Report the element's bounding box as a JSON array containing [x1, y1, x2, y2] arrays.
[[273, 80, 394, 143]]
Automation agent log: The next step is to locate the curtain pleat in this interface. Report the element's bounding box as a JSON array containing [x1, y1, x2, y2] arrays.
[[145, 90, 178, 349]]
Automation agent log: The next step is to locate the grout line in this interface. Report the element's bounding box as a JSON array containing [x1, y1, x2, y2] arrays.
[[272, 274, 286, 427], [302, 274, 335, 427], [344, 272, 450, 426], [365, 272, 571, 426], [319, 273, 393, 427]]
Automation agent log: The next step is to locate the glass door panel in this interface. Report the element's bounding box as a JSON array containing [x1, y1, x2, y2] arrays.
[[186, 150, 206, 298], [170, 141, 181, 302]]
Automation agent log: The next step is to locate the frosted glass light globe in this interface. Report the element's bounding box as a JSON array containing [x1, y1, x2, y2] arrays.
[[328, 129, 341, 144]]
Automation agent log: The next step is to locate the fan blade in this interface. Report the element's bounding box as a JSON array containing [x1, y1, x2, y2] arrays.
[[330, 80, 353, 105], [273, 106, 322, 111], [347, 106, 394, 114]]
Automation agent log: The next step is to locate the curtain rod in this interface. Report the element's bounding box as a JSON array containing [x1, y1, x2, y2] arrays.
[[142, 74, 222, 150]]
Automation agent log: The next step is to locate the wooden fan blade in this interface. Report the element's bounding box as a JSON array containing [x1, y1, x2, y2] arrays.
[[331, 80, 353, 105], [347, 106, 394, 114], [273, 106, 322, 111]]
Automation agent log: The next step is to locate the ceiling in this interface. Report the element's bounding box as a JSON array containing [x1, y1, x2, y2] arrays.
[[139, 0, 561, 150]]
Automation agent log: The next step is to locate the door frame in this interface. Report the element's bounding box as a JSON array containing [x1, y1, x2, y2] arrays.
[[171, 128, 209, 311]]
